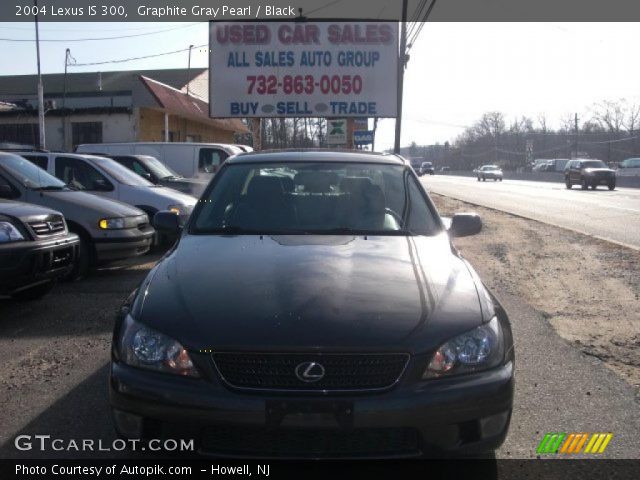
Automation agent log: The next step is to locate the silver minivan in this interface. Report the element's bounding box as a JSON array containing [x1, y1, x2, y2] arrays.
[[0, 152, 154, 278], [20, 152, 197, 227]]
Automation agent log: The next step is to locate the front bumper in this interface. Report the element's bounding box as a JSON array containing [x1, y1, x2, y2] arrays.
[[0, 233, 79, 295], [110, 360, 514, 458], [93, 227, 154, 263]]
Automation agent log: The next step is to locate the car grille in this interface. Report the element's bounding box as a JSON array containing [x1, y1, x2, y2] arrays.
[[28, 216, 65, 236], [200, 426, 420, 458], [212, 353, 409, 392]]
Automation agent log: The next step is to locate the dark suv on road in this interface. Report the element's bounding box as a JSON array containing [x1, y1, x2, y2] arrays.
[[0, 199, 79, 300], [565, 159, 616, 190], [110, 151, 515, 458]]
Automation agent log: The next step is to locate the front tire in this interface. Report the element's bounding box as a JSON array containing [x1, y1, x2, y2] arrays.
[[565, 177, 572, 189], [581, 178, 588, 190], [477, 176, 480, 181], [608, 183, 616, 191]]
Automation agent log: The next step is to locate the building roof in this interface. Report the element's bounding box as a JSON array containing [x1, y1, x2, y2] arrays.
[[139, 76, 248, 134], [0, 68, 207, 95]]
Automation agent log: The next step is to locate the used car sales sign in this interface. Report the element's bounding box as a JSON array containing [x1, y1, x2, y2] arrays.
[[209, 22, 399, 118]]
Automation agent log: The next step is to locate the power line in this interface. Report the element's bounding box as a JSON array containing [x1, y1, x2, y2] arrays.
[[68, 44, 207, 67], [0, 23, 201, 42], [407, 0, 438, 53]]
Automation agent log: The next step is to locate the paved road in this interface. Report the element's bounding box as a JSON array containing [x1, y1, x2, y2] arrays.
[[421, 175, 640, 249], [1, 254, 638, 460]]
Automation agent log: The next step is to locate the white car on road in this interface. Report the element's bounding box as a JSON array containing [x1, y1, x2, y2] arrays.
[[477, 165, 504, 182]]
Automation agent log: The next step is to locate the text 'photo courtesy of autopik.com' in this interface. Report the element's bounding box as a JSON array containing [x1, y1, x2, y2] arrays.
[[0, 0, 640, 479]]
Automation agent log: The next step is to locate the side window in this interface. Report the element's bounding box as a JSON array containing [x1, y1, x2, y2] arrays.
[[21, 155, 48, 170], [0, 174, 19, 199], [55, 157, 113, 191], [131, 160, 149, 176], [198, 148, 227, 173], [406, 176, 437, 235]]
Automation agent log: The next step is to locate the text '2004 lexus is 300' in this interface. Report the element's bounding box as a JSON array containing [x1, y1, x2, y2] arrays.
[[109, 151, 514, 458]]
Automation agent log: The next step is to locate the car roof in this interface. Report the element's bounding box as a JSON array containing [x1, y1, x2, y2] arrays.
[[226, 150, 407, 166]]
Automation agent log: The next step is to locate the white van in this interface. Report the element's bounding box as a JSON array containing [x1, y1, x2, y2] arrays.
[[75, 142, 243, 181]]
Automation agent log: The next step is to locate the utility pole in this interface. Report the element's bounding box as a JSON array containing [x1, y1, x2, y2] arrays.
[[34, 0, 45, 150], [574, 112, 579, 159], [62, 48, 71, 151], [186, 45, 194, 96], [393, 0, 408, 154], [372, 117, 378, 151]]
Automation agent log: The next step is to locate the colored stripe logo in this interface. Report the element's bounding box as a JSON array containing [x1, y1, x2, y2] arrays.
[[537, 433, 613, 455]]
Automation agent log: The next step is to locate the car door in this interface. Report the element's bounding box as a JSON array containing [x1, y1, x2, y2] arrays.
[[197, 148, 228, 177], [53, 156, 117, 199]]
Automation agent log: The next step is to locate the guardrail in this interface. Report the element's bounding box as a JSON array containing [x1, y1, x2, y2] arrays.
[[439, 171, 640, 188]]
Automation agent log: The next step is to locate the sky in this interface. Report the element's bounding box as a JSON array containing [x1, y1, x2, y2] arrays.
[[1, 21, 639, 151]]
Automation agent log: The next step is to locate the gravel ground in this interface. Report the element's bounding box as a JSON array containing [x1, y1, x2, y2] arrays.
[[432, 193, 640, 395]]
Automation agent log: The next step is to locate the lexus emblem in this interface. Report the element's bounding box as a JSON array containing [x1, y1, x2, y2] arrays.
[[295, 362, 325, 383]]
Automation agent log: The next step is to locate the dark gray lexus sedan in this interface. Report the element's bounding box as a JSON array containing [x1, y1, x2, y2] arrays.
[[110, 151, 514, 458]]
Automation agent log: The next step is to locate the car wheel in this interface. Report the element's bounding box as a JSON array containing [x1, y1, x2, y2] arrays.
[[499, 178, 503, 182], [477, 176, 480, 181], [65, 235, 93, 281], [608, 183, 616, 191], [565, 177, 572, 189], [12, 281, 56, 301], [591, 184, 597, 190], [482, 176, 486, 181], [581, 178, 588, 190]]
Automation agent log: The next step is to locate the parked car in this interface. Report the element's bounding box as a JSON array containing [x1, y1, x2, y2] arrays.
[[0, 152, 154, 278], [617, 157, 640, 176], [439, 166, 450, 172], [564, 159, 616, 190], [75, 142, 243, 181], [19, 152, 197, 228], [79, 154, 207, 198], [418, 161, 434, 176], [477, 165, 503, 181], [0, 199, 79, 300], [110, 151, 515, 458]]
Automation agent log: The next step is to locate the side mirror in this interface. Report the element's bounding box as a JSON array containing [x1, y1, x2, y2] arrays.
[[93, 178, 113, 191], [154, 211, 181, 234], [0, 184, 16, 199], [449, 213, 482, 237], [141, 172, 154, 182]]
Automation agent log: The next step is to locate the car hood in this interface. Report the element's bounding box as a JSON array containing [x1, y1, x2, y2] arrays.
[[123, 185, 197, 208], [136, 233, 488, 354], [585, 168, 615, 174], [158, 177, 208, 197], [26, 190, 145, 219], [0, 198, 60, 218]]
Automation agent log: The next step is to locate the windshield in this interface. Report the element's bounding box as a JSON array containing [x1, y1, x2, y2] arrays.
[[2, 155, 67, 190], [140, 155, 181, 179], [191, 161, 441, 236], [89, 156, 154, 186], [582, 160, 607, 169]]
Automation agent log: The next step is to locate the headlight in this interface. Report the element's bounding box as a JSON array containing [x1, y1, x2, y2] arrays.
[[423, 316, 504, 379], [167, 204, 192, 216], [118, 315, 199, 377], [0, 221, 25, 243], [99, 216, 144, 230]]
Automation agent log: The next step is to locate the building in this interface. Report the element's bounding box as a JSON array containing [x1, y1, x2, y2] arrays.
[[0, 68, 248, 151]]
